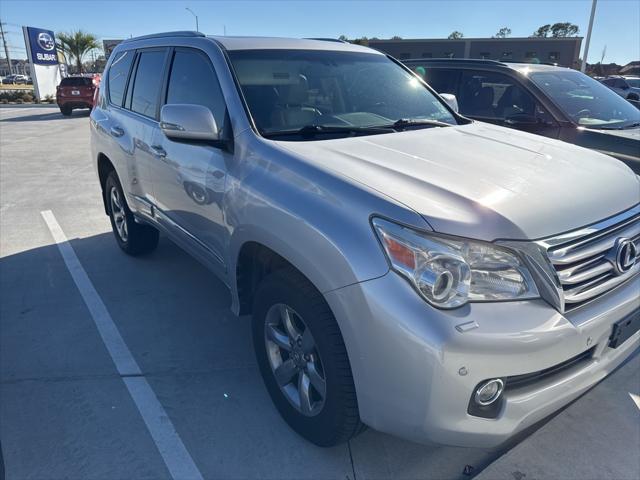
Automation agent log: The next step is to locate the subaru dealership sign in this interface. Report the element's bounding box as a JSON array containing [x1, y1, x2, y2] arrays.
[[22, 26, 62, 100]]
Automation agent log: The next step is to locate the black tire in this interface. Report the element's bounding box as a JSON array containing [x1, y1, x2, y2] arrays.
[[60, 106, 72, 116], [628, 93, 639, 101], [252, 267, 365, 446], [105, 171, 159, 256]]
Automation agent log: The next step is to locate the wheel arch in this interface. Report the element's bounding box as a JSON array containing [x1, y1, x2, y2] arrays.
[[97, 153, 115, 215]]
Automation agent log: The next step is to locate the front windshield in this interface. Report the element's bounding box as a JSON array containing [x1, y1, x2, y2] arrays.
[[228, 49, 458, 137], [529, 70, 640, 129]]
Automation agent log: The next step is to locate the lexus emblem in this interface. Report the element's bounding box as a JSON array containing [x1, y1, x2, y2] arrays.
[[614, 238, 637, 274], [37, 32, 55, 51]]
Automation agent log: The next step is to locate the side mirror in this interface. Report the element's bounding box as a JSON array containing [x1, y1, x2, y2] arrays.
[[440, 93, 459, 113], [160, 104, 219, 141], [504, 113, 539, 126]]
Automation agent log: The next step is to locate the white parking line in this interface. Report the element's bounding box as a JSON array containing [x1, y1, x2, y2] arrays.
[[40, 210, 204, 480]]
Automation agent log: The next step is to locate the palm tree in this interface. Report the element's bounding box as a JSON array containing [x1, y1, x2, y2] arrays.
[[56, 30, 100, 73]]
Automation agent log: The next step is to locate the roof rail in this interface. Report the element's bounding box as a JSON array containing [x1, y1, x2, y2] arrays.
[[402, 58, 504, 65], [122, 31, 205, 43], [305, 37, 348, 43], [501, 60, 560, 67]]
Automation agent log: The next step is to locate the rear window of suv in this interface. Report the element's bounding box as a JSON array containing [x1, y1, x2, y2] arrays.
[[60, 77, 92, 87]]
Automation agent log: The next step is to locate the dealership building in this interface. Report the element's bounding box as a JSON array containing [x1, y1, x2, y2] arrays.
[[368, 37, 583, 68]]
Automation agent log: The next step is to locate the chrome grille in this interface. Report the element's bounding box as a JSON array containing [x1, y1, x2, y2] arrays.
[[537, 205, 640, 310]]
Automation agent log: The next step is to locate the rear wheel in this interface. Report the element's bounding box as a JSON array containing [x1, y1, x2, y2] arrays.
[[105, 171, 159, 256], [252, 268, 365, 446], [60, 106, 72, 116]]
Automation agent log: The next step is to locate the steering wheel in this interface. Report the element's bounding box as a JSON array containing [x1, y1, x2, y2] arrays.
[[576, 108, 591, 118]]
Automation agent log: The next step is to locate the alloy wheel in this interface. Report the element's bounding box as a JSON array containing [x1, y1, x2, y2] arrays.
[[109, 186, 128, 242], [264, 303, 327, 416]]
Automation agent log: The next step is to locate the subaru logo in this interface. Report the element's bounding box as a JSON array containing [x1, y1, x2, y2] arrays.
[[37, 32, 55, 51], [614, 238, 637, 274]]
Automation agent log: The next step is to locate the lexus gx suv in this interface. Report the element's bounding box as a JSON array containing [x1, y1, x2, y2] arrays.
[[90, 32, 640, 448]]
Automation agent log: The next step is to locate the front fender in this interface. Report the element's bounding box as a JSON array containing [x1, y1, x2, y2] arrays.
[[225, 132, 429, 315]]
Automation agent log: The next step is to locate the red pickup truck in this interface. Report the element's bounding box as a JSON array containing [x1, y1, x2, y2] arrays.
[[56, 74, 101, 116]]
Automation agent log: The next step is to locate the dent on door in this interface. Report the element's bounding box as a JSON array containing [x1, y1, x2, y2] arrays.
[[150, 129, 230, 261]]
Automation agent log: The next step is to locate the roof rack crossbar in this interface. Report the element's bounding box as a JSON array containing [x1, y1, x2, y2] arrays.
[[402, 58, 502, 65], [122, 31, 205, 43], [304, 37, 348, 43]]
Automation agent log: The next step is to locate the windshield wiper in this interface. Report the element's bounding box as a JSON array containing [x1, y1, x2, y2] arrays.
[[589, 121, 640, 130], [263, 124, 395, 138], [385, 118, 454, 130]]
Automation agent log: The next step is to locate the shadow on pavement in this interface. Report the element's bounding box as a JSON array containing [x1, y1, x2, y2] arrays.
[[0, 231, 498, 479], [0, 109, 90, 123]]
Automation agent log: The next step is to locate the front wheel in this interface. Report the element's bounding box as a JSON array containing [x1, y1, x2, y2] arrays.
[[105, 171, 159, 256], [252, 268, 365, 446]]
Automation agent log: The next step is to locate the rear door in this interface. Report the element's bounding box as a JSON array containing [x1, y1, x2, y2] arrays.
[[150, 47, 232, 268], [102, 48, 169, 217]]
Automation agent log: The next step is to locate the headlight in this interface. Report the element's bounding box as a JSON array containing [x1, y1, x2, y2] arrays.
[[372, 218, 539, 308]]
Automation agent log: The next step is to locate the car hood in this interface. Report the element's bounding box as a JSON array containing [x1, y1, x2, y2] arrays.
[[278, 122, 640, 241]]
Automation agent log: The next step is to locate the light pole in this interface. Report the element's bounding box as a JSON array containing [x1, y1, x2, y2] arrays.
[[185, 7, 199, 32], [0, 20, 13, 75], [581, 0, 597, 72]]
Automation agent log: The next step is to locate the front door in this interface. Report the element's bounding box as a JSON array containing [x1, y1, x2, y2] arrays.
[[150, 47, 232, 266]]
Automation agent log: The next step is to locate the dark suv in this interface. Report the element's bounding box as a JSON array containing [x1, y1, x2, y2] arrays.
[[404, 59, 640, 173]]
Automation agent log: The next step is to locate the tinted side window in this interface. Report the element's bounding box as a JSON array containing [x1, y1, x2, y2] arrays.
[[107, 50, 134, 106], [424, 69, 459, 94], [408, 66, 458, 94], [130, 50, 166, 118], [61, 77, 92, 87], [166, 49, 227, 129], [458, 70, 536, 119]]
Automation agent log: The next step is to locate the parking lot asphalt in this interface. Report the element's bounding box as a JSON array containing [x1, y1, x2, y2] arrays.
[[0, 105, 638, 480]]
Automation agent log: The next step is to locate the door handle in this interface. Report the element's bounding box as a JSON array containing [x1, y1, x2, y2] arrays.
[[110, 126, 124, 137], [150, 145, 167, 158]]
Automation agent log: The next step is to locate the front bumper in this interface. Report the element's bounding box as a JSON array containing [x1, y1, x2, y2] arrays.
[[325, 270, 640, 448]]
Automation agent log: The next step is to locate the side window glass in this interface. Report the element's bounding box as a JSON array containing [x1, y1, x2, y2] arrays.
[[107, 50, 134, 106], [166, 50, 227, 132], [130, 50, 166, 119], [422, 69, 459, 95], [458, 70, 537, 120]]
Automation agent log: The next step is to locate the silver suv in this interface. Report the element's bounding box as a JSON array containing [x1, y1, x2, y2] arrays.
[[90, 32, 640, 448]]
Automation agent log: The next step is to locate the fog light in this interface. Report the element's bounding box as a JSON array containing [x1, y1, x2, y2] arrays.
[[474, 379, 504, 406]]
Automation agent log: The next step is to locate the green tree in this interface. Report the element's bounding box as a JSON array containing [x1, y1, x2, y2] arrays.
[[338, 35, 348, 41], [532, 24, 551, 37], [532, 22, 579, 38], [391, 35, 403, 40], [56, 30, 100, 74], [353, 37, 369, 46], [494, 27, 511, 38], [550, 22, 579, 37], [447, 31, 463, 39]]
